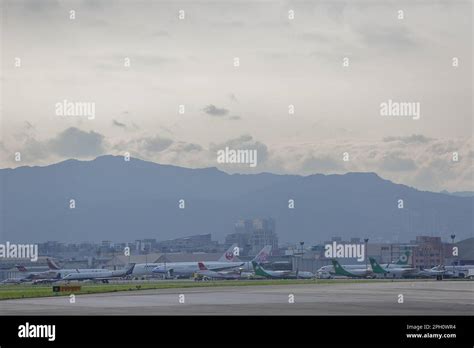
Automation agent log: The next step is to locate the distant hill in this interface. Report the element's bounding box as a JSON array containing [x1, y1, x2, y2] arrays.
[[0, 155, 472, 243]]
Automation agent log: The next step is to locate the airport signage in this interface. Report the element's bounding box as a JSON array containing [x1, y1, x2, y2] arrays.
[[52, 285, 81, 293]]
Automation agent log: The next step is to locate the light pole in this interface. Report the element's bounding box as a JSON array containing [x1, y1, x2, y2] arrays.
[[364, 238, 369, 270], [296, 241, 304, 278]]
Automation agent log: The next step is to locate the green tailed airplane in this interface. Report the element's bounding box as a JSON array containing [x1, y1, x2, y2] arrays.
[[330, 259, 372, 278], [369, 257, 417, 278], [394, 250, 411, 266], [251, 261, 314, 279]]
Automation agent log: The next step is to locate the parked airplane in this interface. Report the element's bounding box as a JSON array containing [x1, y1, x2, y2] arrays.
[[44, 258, 134, 282], [377, 251, 413, 269], [195, 262, 242, 280], [238, 245, 273, 272], [415, 265, 448, 280], [330, 259, 372, 278], [132, 244, 241, 277], [149, 245, 272, 278], [62, 265, 134, 283], [15, 265, 58, 281], [369, 257, 418, 278], [317, 251, 412, 276], [252, 261, 314, 279], [47, 258, 108, 273]]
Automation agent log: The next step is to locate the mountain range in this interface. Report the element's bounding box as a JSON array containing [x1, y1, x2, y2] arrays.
[[0, 155, 472, 244]]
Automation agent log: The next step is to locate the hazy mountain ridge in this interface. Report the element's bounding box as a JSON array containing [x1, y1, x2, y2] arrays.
[[1, 155, 472, 244]]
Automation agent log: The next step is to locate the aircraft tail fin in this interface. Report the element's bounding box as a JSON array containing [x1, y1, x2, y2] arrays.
[[331, 259, 351, 276], [395, 250, 411, 265], [252, 245, 272, 263], [16, 265, 28, 272], [369, 257, 386, 274], [198, 262, 208, 271], [219, 244, 238, 262], [46, 258, 60, 270], [125, 263, 135, 276], [251, 261, 267, 277]]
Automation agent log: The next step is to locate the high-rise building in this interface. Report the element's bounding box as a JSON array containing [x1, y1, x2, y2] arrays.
[[225, 218, 278, 256]]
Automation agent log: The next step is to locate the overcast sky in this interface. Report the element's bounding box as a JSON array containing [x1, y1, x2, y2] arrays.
[[1, 0, 472, 192]]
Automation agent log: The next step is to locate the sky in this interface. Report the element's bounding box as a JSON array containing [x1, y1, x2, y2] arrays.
[[1, 0, 472, 192]]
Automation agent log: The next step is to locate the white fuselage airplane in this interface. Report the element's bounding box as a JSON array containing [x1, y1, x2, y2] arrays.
[[15, 266, 58, 281], [195, 262, 242, 280], [369, 257, 418, 278], [62, 268, 131, 282], [144, 245, 272, 278], [317, 251, 412, 277], [133, 244, 241, 277], [46, 258, 114, 279], [252, 261, 314, 279]]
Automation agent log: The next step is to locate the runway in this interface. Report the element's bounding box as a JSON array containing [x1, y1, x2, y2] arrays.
[[1, 280, 472, 315]]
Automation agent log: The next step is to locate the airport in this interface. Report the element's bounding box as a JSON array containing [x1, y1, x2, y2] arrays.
[[0, 279, 472, 315], [0, 235, 473, 316]]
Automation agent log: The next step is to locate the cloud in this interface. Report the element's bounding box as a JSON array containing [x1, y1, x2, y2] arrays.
[[356, 25, 417, 49], [135, 135, 173, 154], [203, 105, 229, 117], [7, 127, 106, 163], [379, 152, 417, 172], [112, 120, 126, 128], [300, 154, 344, 172], [48, 127, 105, 157]]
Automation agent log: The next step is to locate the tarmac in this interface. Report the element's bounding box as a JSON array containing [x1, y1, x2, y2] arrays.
[[0, 280, 472, 315]]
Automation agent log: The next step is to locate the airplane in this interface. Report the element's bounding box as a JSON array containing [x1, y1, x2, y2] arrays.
[[317, 251, 412, 276], [330, 259, 373, 278], [149, 245, 272, 278], [132, 244, 243, 277], [132, 244, 241, 278], [42, 258, 135, 280], [377, 251, 413, 269], [251, 261, 314, 279], [416, 265, 447, 280], [194, 262, 242, 280], [46, 258, 109, 273], [61, 264, 135, 283], [369, 257, 418, 278], [237, 245, 273, 272], [15, 265, 59, 282]]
